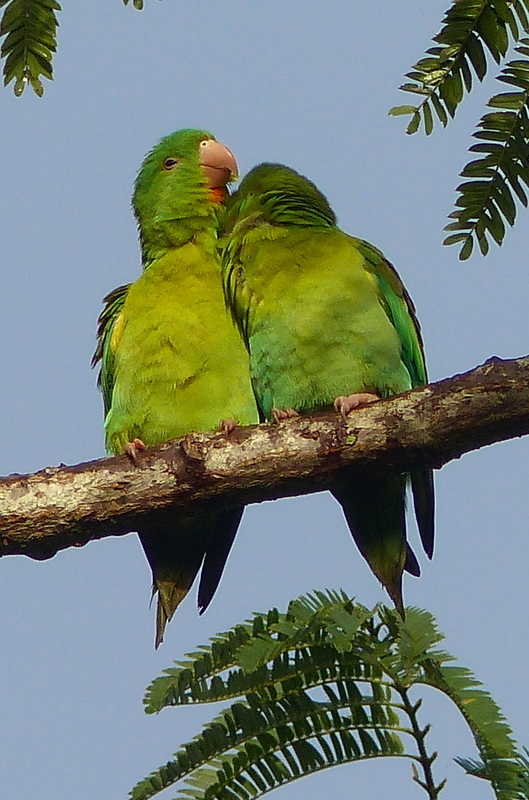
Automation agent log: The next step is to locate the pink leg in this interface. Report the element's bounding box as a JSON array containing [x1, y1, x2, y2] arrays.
[[334, 393, 380, 418], [219, 418, 238, 435], [124, 438, 146, 464], [272, 407, 300, 423]]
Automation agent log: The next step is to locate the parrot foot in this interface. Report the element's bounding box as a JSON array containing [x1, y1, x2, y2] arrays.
[[272, 407, 300, 423], [219, 418, 238, 435], [334, 393, 379, 418], [124, 438, 146, 464]]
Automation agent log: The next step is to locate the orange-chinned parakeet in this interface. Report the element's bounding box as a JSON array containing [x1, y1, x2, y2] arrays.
[[221, 163, 434, 614], [93, 129, 259, 647]]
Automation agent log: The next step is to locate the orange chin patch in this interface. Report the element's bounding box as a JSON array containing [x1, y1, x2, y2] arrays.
[[209, 186, 228, 204]]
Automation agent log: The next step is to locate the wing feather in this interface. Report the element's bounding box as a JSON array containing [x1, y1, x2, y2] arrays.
[[353, 238, 435, 558], [92, 284, 130, 416], [353, 238, 427, 388]]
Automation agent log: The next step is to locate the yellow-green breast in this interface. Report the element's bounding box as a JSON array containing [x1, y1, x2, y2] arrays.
[[105, 243, 258, 454], [240, 227, 412, 419]]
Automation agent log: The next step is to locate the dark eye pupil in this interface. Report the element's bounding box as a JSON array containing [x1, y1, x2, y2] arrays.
[[164, 158, 178, 170]]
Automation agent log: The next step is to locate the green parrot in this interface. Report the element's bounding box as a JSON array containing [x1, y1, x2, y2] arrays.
[[93, 129, 259, 647], [221, 162, 434, 614]]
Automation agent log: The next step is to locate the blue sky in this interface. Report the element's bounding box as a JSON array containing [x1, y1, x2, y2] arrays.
[[1, 1, 528, 798]]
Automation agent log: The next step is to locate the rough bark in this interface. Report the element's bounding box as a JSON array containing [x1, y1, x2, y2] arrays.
[[1, 355, 528, 560]]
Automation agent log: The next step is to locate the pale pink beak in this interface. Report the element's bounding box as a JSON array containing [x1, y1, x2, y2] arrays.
[[199, 139, 238, 188]]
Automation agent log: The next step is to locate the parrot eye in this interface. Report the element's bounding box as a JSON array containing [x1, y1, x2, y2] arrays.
[[163, 158, 179, 170]]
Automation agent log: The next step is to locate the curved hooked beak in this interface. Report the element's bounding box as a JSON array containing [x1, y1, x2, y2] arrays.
[[199, 139, 238, 189]]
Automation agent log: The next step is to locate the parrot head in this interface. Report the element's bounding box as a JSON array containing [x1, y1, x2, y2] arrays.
[[133, 128, 238, 260], [225, 162, 336, 232]]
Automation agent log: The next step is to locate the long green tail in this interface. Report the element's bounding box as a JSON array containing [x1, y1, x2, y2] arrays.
[[332, 471, 409, 615], [197, 507, 244, 613], [139, 507, 244, 648], [411, 467, 435, 558]]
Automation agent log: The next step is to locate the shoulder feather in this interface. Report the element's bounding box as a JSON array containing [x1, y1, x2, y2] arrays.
[[352, 237, 427, 387], [92, 284, 130, 415]]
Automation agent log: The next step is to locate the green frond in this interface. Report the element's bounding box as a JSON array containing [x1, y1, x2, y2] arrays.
[[122, 0, 160, 9], [422, 662, 517, 758], [443, 39, 529, 257], [132, 685, 407, 800], [134, 593, 522, 800], [143, 623, 257, 712], [380, 606, 451, 679], [420, 659, 521, 798], [389, 0, 527, 135], [456, 754, 529, 799], [517, 750, 529, 797], [0, 0, 60, 96], [144, 592, 392, 716]]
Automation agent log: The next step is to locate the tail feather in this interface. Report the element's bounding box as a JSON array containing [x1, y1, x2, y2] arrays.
[[154, 580, 191, 649], [198, 506, 245, 614], [404, 542, 421, 577], [138, 517, 213, 648], [411, 467, 435, 558], [139, 506, 245, 648], [332, 471, 408, 616]]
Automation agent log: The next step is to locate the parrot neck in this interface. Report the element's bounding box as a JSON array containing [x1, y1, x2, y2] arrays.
[[139, 218, 218, 268], [209, 186, 228, 204], [137, 188, 222, 267]]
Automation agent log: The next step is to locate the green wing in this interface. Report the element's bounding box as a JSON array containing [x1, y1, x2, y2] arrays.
[[92, 284, 130, 416], [354, 238, 435, 558], [354, 238, 427, 388]]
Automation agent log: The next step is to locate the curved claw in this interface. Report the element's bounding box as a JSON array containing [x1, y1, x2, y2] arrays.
[[124, 438, 146, 465], [219, 418, 238, 435], [334, 393, 379, 418], [271, 407, 300, 423]]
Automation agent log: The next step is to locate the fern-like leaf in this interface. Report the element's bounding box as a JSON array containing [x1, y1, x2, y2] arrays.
[[133, 592, 522, 800], [456, 754, 529, 799], [443, 39, 529, 257], [132, 687, 407, 800], [0, 0, 60, 96], [123, 0, 160, 10], [517, 751, 529, 797], [389, 0, 527, 135]]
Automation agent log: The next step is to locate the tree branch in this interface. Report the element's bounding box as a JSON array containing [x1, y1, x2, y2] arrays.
[[2, 355, 529, 560]]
